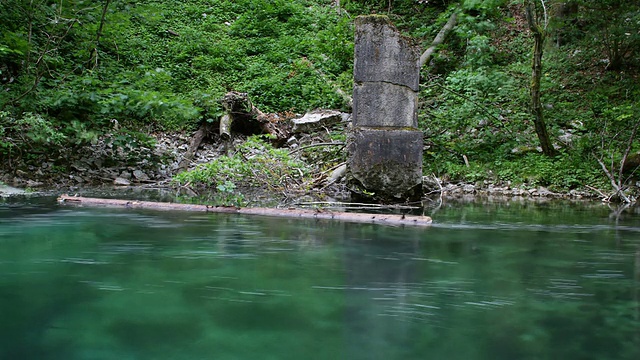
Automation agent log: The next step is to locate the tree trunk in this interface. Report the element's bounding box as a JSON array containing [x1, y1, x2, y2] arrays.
[[527, 1, 556, 157], [419, 11, 458, 69], [89, 0, 111, 69], [553, 1, 578, 46]]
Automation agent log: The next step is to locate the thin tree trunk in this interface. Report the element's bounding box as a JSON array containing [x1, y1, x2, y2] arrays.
[[89, 0, 111, 68], [526, 1, 556, 157], [95, 0, 110, 45], [419, 11, 458, 68], [531, 31, 555, 156]]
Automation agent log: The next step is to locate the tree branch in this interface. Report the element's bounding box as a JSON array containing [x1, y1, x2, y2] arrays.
[[539, 0, 548, 29], [596, 156, 632, 203]]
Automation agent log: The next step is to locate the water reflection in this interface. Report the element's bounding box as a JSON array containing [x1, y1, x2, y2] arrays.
[[0, 199, 639, 359]]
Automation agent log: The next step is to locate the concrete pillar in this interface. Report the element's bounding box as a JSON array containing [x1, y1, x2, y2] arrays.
[[348, 15, 423, 202]]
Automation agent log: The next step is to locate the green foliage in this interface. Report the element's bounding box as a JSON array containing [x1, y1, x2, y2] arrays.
[[173, 135, 312, 204], [571, 0, 640, 70], [461, 0, 508, 14], [418, 0, 640, 194], [422, 63, 531, 168], [214, 180, 246, 207], [0, 111, 66, 157], [0, 0, 354, 144], [500, 153, 603, 189], [427, 149, 604, 190], [15, 113, 66, 146]]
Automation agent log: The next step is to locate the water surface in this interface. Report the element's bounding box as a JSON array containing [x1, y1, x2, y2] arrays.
[[1, 198, 639, 359]]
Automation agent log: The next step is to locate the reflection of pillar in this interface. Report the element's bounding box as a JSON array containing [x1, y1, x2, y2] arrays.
[[348, 15, 423, 202], [342, 228, 421, 359], [635, 246, 639, 323]]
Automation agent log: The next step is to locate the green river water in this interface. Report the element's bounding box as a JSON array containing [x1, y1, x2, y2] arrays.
[[1, 197, 639, 359]]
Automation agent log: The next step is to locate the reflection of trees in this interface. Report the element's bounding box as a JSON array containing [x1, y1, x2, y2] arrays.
[[608, 203, 639, 336]]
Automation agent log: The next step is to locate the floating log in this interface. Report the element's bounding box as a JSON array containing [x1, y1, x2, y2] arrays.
[[57, 195, 432, 227]]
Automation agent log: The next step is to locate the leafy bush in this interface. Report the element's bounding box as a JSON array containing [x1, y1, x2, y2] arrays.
[[0, 111, 66, 157], [173, 135, 312, 203]]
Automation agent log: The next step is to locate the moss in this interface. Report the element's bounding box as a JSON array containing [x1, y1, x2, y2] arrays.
[[354, 14, 416, 44], [355, 14, 393, 27]]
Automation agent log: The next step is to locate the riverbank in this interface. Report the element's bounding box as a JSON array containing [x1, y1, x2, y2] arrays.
[[0, 121, 608, 205], [0, 130, 605, 204]]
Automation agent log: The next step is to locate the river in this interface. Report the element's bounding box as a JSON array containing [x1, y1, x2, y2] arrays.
[[1, 196, 639, 359]]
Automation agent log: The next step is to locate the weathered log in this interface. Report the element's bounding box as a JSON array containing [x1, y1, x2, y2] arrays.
[[219, 91, 291, 142], [219, 91, 262, 136], [219, 113, 233, 140], [57, 195, 432, 227]]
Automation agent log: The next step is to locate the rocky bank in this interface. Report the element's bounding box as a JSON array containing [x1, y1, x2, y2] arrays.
[[0, 109, 599, 202]]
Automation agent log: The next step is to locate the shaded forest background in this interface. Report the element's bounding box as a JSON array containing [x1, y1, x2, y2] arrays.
[[0, 0, 639, 197]]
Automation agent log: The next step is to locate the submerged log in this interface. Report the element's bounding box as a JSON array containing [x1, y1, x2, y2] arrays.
[[57, 195, 432, 227]]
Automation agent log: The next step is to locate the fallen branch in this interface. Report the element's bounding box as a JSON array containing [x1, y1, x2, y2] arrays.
[[58, 195, 432, 227], [585, 184, 609, 201], [595, 156, 632, 203], [289, 141, 345, 155], [178, 121, 213, 172]]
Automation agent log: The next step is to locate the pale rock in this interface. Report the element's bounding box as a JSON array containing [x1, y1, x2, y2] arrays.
[[26, 180, 44, 188], [292, 110, 343, 133], [114, 177, 131, 186], [133, 170, 150, 181]]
